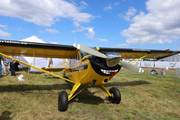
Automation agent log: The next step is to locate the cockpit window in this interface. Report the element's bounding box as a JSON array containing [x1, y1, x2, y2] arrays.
[[80, 47, 97, 58], [80, 50, 89, 57]]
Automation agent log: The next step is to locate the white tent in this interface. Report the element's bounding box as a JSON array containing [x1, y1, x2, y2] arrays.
[[20, 35, 46, 43], [18, 36, 63, 72]]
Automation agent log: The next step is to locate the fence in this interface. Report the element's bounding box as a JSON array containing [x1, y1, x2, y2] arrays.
[[177, 68, 180, 79], [120, 67, 179, 79]]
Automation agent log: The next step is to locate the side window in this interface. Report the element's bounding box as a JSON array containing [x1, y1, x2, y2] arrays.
[[69, 52, 81, 67]]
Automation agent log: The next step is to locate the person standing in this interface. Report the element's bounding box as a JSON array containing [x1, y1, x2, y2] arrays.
[[0, 55, 4, 78], [9, 57, 16, 77], [3, 56, 11, 76], [48, 58, 53, 68], [45, 58, 53, 76]]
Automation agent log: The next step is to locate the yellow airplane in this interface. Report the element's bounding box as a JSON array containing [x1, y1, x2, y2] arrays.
[[0, 39, 179, 111]]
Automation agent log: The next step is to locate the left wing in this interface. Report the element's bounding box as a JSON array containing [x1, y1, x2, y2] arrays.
[[0, 39, 78, 58]]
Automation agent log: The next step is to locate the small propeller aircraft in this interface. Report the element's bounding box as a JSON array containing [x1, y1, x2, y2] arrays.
[[0, 39, 179, 111]]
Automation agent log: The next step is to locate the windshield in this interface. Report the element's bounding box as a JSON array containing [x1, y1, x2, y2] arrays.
[[80, 50, 89, 57]]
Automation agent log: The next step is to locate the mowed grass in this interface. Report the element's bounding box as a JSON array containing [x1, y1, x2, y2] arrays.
[[0, 68, 180, 120]]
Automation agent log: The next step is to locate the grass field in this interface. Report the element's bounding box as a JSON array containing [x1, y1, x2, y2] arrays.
[[0, 68, 180, 120]]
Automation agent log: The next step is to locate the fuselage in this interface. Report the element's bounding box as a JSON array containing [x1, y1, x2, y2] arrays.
[[64, 51, 121, 85]]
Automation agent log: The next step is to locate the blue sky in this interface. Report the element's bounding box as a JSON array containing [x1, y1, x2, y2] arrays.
[[0, 0, 180, 50]]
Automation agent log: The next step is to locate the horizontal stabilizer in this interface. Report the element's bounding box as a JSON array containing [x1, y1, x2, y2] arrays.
[[41, 67, 70, 71]]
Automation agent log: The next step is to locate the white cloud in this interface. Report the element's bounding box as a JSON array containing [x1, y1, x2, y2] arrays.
[[0, 24, 7, 28], [72, 26, 107, 42], [103, 5, 112, 11], [85, 28, 95, 39], [17, 27, 22, 31], [72, 26, 95, 39], [81, 1, 88, 6], [116, 43, 129, 47], [114, 2, 120, 6], [72, 26, 87, 33], [40, 28, 59, 34], [0, 30, 11, 37], [95, 38, 108, 42], [0, 0, 95, 27], [45, 29, 59, 33], [123, 7, 137, 21], [80, 1, 88, 10], [0, 24, 10, 37], [119, 0, 180, 47]]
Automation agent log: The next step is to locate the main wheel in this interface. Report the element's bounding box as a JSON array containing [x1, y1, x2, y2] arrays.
[[58, 91, 68, 111], [109, 87, 121, 104]]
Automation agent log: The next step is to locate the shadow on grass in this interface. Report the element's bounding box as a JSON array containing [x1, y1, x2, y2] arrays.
[[0, 80, 150, 105], [69, 89, 104, 105], [0, 84, 71, 92], [0, 111, 12, 120], [0, 80, 151, 93], [104, 80, 151, 87], [63, 80, 104, 105]]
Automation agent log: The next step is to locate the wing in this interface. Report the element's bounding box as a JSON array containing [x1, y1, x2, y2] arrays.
[[99, 47, 180, 60], [1, 39, 179, 60], [0, 39, 78, 58]]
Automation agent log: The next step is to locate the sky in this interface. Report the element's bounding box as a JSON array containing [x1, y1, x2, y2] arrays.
[[0, 0, 180, 50]]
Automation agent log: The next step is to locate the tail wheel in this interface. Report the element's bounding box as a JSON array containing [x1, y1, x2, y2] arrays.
[[58, 91, 68, 111], [109, 87, 121, 104]]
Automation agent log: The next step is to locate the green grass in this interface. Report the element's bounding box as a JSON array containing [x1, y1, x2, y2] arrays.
[[0, 68, 180, 120]]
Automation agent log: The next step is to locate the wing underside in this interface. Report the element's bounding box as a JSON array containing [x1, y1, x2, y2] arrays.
[[0, 39, 78, 58], [99, 48, 180, 60]]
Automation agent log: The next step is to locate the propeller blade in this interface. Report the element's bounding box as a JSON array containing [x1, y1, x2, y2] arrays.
[[73, 44, 107, 58], [119, 61, 144, 73]]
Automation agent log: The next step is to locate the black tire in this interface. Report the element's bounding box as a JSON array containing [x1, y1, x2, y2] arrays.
[[58, 91, 68, 112], [109, 87, 121, 104]]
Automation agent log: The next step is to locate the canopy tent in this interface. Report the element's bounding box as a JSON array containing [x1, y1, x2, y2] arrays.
[[18, 36, 63, 72]]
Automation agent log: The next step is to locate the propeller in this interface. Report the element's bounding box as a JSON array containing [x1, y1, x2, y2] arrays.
[[73, 44, 144, 73], [119, 61, 144, 73], [73, 44, 107, 58]]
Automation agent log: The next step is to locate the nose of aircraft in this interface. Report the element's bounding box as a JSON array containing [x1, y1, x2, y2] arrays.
[[73, 44, 144, 73]]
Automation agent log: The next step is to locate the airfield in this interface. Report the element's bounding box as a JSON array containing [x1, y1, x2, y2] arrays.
[[0, 67, 179, 120]]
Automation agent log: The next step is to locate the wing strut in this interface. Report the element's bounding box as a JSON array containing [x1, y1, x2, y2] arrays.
[[0, 52, 74, 83], [96, 85, 112, 97], [120, 54, 150, 72], [130, 53, 150, 64]]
